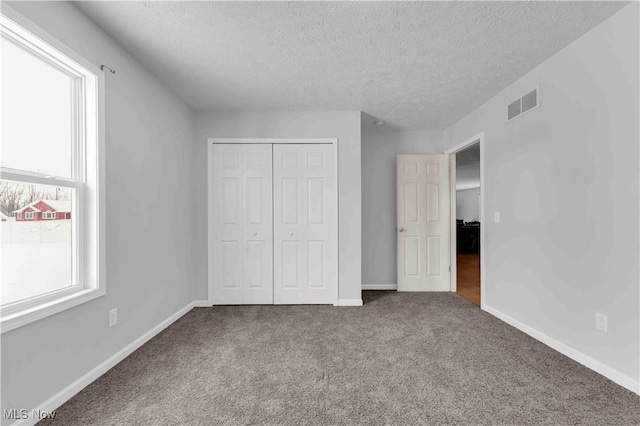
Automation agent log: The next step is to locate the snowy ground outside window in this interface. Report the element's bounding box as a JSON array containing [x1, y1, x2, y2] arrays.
[[1, 221, 72, 305]]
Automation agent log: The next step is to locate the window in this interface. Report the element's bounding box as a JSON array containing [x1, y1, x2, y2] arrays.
[[1, 8, 105, 333]]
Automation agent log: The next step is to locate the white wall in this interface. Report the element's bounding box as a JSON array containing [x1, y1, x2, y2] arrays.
[[194, 111, 362, 301], [361, 128, 442, 286], [443, 4, 639, 387], [456, 189, 480, 223], [2, 1, 198, 416]]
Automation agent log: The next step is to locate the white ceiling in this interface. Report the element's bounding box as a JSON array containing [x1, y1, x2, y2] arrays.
[[75, 1, 626, 130]]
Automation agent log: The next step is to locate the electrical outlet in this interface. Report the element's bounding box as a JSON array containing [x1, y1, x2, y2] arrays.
[[595, 312, 608, 333], [494, 211, 501, 223], [108, 308, 118, 328]]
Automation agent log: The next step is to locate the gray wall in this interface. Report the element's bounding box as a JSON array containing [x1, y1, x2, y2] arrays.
[[361, 129, 442, 285], [2, 1, 198, 414], [194, 111, 362, 302], [444, 4, 639, 383], [456, 189, 480, 223]]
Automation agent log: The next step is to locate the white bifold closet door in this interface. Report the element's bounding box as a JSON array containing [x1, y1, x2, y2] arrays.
[[211, 144, 273, 304], [273, 144, 336, 304]]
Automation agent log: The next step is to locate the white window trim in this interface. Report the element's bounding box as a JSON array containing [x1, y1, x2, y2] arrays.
[[16, 212, 22, 219], [43, 211, 56, 219], [0, 6, 106, 334], [24, 211, 34, 219]]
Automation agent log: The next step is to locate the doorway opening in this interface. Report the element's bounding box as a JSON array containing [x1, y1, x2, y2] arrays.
[[446, 134, 484, 308]]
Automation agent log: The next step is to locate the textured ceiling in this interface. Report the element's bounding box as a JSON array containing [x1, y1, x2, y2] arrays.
[[75, 1, 627, 130]]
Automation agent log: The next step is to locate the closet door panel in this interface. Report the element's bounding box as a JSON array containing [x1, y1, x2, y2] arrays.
[[212, 144, 273, 304], [242, 145, 273, 301], [273, 144, 336, 304]]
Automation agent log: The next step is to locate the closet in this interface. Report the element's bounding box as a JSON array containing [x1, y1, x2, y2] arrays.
[[210, 142, 337, 305]]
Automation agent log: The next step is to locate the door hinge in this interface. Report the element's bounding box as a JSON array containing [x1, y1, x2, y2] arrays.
[[449, 266, 451, 272]]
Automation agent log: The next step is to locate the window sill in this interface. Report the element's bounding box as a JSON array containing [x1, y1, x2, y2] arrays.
[[1, 287, 105, 334]]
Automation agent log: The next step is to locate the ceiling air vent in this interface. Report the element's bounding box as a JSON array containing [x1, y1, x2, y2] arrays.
[[507, 88, 539, 121]]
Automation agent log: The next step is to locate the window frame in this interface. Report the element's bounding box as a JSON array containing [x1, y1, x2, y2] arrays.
[[24, 211, 34, 220], [0, 7, 105, 333], [43, 211, 56, 220]]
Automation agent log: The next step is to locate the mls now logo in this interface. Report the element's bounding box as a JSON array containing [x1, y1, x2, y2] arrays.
[[4, 409, 56, 420], [3, 409, 28, 420]]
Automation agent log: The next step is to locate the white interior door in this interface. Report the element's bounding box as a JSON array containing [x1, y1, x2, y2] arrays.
[[397, 155, 451, 291], [273, 144, 336, 304], [211, 144, 273, 304]]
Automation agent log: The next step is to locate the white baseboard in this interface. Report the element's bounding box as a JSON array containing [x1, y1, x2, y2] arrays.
[[483, 304, 640, 395], [336, 299, 363, 306], [362, 284, 397, 290], [10, 301, 196, 426], [193, 299, 212, 307]]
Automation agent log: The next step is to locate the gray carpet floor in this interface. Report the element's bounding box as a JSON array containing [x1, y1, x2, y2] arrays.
[[40, 291, 640, 425]]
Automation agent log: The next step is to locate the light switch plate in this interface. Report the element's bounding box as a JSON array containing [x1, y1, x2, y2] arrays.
[[108, 308, 118, 328]]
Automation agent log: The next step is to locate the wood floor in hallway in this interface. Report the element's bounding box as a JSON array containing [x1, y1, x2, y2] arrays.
[[456, 253, 480, 306]]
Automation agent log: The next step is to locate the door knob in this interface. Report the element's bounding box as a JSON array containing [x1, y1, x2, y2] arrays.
[[399, 228, 406, 232], [290, 232, 294, 236], [254, 232, 258, 236]]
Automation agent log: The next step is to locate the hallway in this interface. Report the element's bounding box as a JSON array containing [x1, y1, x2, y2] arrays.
[[456, 253, 480, 306]]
